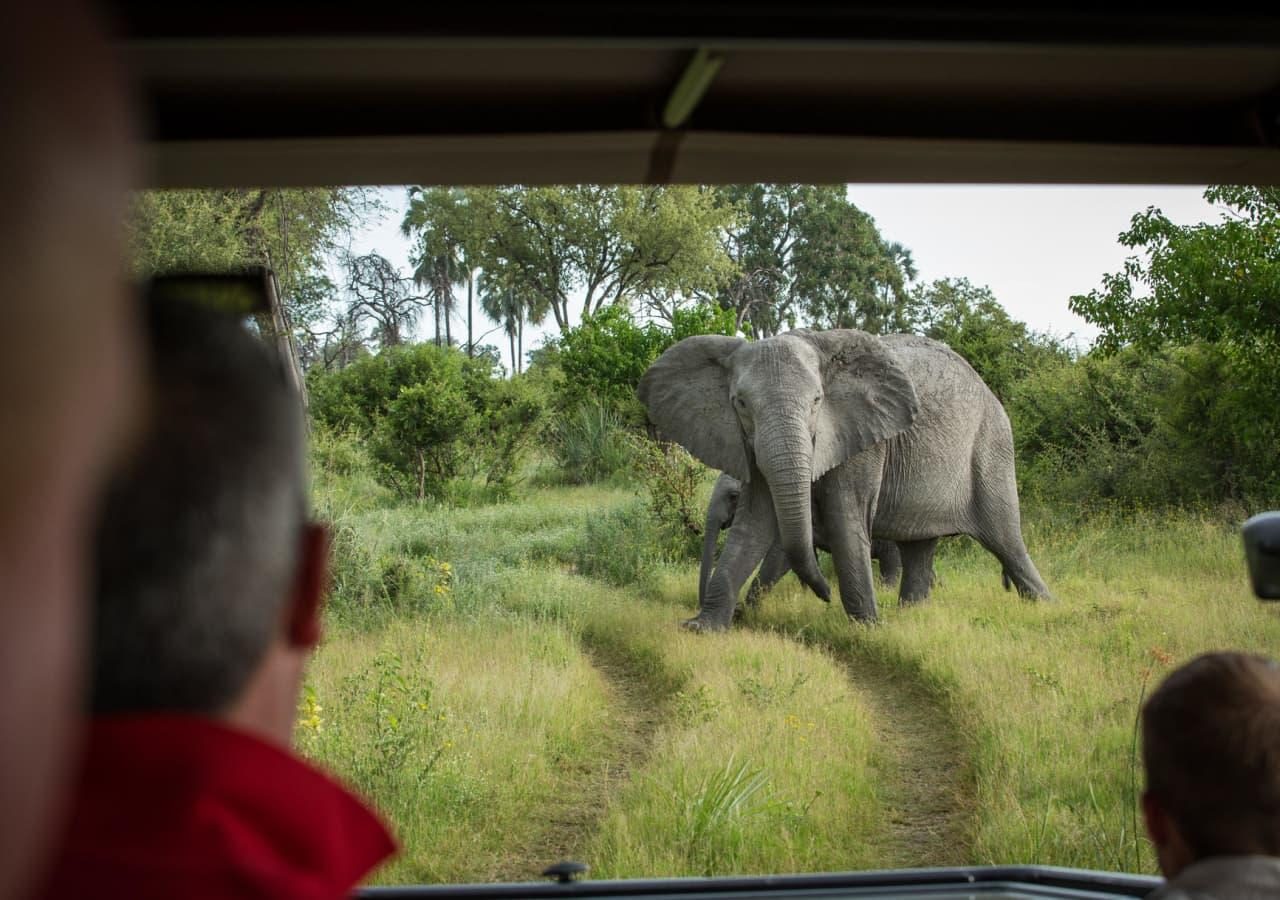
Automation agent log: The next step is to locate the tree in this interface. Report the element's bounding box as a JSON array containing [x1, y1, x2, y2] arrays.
[[471, 186, 735, 332], [1069, 186, 1280, 358], [712, 185, 917, 337], [402, 187, 482, 353], [342, 253, 428, 349], [478, 271, 550, 375], [794, 198, 919, 332], [916, 277, 1070, 401], [130, 188, 375, 340]]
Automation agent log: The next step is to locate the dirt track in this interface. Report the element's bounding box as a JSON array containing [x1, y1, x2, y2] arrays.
[[490, 645, 666, 881], [836, 650, 972, 867]]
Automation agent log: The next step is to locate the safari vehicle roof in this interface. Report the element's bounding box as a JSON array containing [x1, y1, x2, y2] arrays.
[[113, 3, 1280, 187]]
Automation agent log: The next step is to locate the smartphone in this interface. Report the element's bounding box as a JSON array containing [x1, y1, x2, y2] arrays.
[[1243, 511, 1280, 600]]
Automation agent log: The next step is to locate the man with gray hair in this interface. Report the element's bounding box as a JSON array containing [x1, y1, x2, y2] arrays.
[[40, 294, 395, 899]]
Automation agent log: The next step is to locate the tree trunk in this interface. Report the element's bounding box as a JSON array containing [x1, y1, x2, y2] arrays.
[[445, 299, 452, 347], [509, 330, 516, 376], [517, 315, 524, 374], [261, 267, 309, 421], [417, 450, 426, 502], [434, 300, 442, 347], [466, 271, 474, 356]]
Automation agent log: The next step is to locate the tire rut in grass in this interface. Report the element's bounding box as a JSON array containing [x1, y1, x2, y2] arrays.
[[747, 620, 973, 869], [835, 649, 973, 868], [489, 641, 668, 882]]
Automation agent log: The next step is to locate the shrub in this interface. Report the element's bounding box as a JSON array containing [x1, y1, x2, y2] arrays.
[[549, 401, 635, 485], [309, 343, 544, 501], [1006, 341, 1280, 508], [309, 425, 393, 515], [552, 303, 736, 423], [630, 436, 709, 560]]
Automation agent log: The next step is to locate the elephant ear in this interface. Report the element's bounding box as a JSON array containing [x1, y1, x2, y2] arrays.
[[638, 335, 750, 481], [797, 329, 919, 480]]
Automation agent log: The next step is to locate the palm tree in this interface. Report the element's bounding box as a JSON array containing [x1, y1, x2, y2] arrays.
[[411, 246, 462, 347], [479, 275, 550, 374]]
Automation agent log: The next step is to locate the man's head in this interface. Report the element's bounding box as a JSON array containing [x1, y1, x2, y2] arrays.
[[1142, 651, 1280, 877], [0, 3, 141, 897], [92, 294, 326, 743]]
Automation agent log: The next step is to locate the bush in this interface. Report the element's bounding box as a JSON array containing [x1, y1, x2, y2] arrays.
[[309, 426, 394, 515], [548, 401, 635, 485], [630, 436, 709, 560], [1007, 341, 1280, 508], [309, 343, 545, 501], [552, 303, 736, 423]]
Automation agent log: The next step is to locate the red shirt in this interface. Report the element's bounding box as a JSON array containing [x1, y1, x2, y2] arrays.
[[39, 715, 397, 900]]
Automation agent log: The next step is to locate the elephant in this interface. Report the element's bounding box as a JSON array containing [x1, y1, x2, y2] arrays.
[[698, 472, 913, 610], [638, 328, 1050, 630]]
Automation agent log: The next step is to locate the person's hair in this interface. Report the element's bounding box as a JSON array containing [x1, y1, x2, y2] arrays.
[[1142, 651, 1280, 858], [91, 295, 307, 714]]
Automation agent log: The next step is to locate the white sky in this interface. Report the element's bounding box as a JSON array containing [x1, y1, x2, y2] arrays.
[[342, 185, 1222, 367]]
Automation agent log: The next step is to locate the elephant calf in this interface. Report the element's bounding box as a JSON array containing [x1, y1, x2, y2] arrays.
[[640, 328, 1050, 630], [699, 472, 924, 610]]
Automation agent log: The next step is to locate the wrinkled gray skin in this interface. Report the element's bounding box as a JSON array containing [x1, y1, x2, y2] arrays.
[[638, 329, 1050, 630], [698, 473, 910, 609]]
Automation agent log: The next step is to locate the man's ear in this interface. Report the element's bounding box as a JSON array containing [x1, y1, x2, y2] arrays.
[[287, 522, 329, 650], [1142, 790, 1170, 847]]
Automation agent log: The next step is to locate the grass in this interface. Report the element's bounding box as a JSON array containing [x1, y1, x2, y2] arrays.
[[304, 448, 1280, 884], [748, 506, 1280, 874], [300, 617, 613, 884]]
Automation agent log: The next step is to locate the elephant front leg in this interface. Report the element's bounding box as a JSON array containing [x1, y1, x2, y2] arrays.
[[688, 478, 777, 631], [831, 533, 878, 623]]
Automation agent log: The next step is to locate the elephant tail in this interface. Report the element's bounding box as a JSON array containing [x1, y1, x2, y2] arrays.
[[1002, 570, 1012, 592]]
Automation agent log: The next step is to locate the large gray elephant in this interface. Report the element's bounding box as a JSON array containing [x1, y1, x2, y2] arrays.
[[698, 472, 911, 609], [639, 328, 1049, 629]]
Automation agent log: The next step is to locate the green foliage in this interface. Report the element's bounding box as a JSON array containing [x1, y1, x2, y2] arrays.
[[714, 185, 918, 337], [548, 401, 636, 485], [568, 502, 667, 588], [1070, 186, 1280, 356], [466, 186, 737, 332], [995, 186, 1280, 506], [309, 343, 544, 501], [553, 304, 736, 422], [630, 437, 710, 561], [1007, 343, 1280, 507], [672, 758, 774, 876], [554, 306, 671, 418], [671, 303, 739, 341], [130, 188, 373, 336], [916, 277, 1072, 401]]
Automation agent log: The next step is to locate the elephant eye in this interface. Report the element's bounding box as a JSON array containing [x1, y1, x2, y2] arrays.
[[813, 394, 823, 406]]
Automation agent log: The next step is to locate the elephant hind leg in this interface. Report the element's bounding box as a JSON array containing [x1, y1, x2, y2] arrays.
[[897, 538, 939, 605], [872, 539, 901, 587], [745, 542, 791, 607]]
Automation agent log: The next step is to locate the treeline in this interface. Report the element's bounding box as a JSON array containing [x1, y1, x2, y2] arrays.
[[132, 185, 1280, 511]]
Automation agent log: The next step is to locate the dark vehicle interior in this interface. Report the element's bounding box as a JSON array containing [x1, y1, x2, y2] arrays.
[[107, 4, 1280, 898]]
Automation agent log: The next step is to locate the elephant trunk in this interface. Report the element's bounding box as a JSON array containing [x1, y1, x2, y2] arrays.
[[756, 417, 831, 602], [698, 506, 722, 607]]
